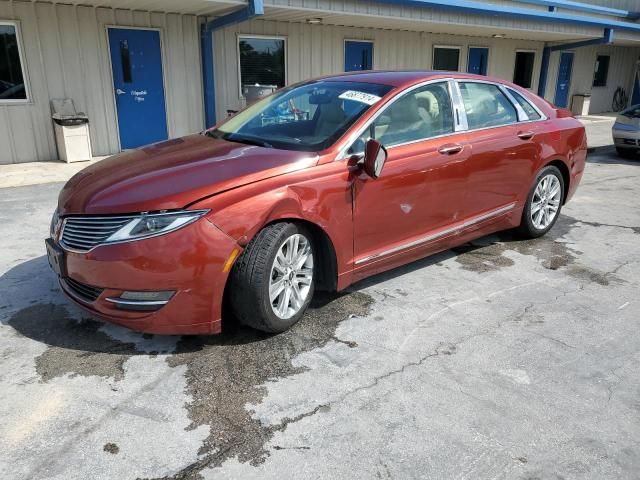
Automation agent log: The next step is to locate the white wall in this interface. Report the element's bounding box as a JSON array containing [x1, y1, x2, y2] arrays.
[[213, 19, 546, 121], [544, 43, 640, 114], [0, 1, 204, 164]]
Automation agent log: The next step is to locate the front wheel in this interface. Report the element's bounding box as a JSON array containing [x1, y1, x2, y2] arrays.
[[517, 165, 564, 239], [229, 222, 315, 333]]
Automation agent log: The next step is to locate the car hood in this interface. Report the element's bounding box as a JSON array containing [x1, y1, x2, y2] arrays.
[[615, 114, 640, 129], [58, 134, 317, 215]]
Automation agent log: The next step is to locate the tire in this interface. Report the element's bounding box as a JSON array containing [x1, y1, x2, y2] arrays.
[[517, 165, 564, 239], [616, 147, 636, 159], [229, 222, 315, 333]]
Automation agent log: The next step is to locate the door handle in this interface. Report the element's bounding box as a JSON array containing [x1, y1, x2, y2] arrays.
[[438, 143, 464, 155], [517, 131, 535, 140]]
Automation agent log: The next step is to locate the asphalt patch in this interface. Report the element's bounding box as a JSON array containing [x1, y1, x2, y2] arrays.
[[8, 303, 138, 382], [148, 290, 373, 480], [452, 215, 626, 286]]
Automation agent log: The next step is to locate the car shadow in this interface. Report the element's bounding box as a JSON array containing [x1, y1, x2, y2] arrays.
[[587, 146, 639, 165], [0, 255, 364, 356], [1, 225, 556, 356]]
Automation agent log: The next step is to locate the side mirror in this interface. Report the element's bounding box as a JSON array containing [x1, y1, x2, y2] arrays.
[[362, 138, 387, 179]]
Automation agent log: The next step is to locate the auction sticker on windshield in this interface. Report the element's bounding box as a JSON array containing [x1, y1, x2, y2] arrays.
[[339, 90, 382, 105]]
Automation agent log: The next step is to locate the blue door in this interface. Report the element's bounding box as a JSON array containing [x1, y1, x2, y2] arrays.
[[108, 28, 168, 149], [344, 41, 373, 72], [632, 71, 640, 106], [467, 47, 488, 76], [554, 52, 574, 108]]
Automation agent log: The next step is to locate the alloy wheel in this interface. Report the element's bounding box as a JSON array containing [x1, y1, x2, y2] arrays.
[[531, 174, 562, 230], [269, 234, 314, 319]]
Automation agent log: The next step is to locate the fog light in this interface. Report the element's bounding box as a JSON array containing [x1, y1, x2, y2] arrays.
[[106, 290, 175, 311], [120, 291, 174, 301]]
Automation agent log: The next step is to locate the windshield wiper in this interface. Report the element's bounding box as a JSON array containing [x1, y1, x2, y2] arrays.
[[228, 136, 274, 149]]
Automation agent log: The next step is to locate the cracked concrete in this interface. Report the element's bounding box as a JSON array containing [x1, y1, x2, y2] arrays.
[[1, 147, 639, 479]]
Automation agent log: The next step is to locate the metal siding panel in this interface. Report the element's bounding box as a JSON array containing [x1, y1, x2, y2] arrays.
[[0, 1, 203, 163]]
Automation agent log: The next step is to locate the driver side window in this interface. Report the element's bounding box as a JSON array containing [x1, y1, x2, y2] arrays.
[[349, 82, 454, 153]]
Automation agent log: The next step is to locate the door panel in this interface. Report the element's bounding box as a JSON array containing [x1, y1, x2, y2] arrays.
[[353, 135, 469, 265], [467, 47, 489, 76], [108, 28, 168, 149], [457, 81, 537, 219], [464, 125, 539, 218], [344, 41, 373, 72], [554, 52, 574, 109]]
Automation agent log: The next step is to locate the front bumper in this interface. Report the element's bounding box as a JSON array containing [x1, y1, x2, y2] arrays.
[[613, 124, 640, 150], [52, 218, 240, 335]]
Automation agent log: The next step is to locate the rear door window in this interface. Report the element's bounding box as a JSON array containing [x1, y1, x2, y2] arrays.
[[458, 82, 518, 130], [508, 89, 542, 120]]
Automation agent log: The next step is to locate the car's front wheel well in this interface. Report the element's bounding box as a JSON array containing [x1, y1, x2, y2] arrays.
[[545, 160, 570, 204]]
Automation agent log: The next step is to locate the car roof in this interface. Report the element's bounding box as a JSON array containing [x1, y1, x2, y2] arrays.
[[322, 70, 506, 88]]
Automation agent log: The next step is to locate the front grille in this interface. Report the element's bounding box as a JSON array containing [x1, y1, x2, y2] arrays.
[[62, 277, 104, 303], [60, 215, 136, 252]]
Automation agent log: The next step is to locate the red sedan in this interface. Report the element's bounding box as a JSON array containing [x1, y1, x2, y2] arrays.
[[46, 71, 587, 335]]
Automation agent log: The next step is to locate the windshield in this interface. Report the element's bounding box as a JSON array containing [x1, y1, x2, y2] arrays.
[[621, 104, 640, 118], [207, 80, 394, 152]]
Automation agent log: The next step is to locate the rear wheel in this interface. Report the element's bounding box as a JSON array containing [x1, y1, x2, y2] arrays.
[[229, 222, 315, 333], [517, 165, 564, 239]]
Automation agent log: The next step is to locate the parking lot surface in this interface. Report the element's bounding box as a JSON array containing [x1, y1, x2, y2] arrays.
[[1, 147, 639, 480]]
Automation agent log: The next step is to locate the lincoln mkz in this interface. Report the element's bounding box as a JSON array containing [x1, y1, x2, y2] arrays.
[[46, 71, 587, 334]]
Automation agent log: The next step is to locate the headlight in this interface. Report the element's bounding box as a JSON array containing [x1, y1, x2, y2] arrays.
[[105, 210, 209, 243], [50, 208, 61, 238]]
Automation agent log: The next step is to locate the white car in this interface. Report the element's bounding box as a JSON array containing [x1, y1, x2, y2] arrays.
[[613, 104, 640, 158]]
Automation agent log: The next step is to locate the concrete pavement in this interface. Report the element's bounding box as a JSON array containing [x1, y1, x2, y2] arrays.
[[0, 147, 639, 479]]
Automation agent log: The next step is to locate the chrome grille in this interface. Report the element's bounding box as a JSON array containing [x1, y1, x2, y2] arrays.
[[60, 215, 136, 252], [62, 277, 104, 303]]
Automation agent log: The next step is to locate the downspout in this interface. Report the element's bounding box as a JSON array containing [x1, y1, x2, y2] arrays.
[[201, 0, 264, 128], [537, 28, 614, 99]]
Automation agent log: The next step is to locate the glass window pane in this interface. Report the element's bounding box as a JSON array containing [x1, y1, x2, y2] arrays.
[[239, 37, 285, 91], [0, 24, 27, 100], [357, 82, 454, 149], [215, 80, 392, 152], [459, 82, 518, 129], [509, 89, 541, 120], [593, 55, 609, 87], [433, 48, 459, 71], [513, 51, 535, 89]]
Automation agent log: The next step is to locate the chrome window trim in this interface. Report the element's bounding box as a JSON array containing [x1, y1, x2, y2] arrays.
[[456, 79, 522, 129], [354, 202, 516, 265], [336, 77, 550, 161], [499, 85, 528, 121], [503, 86, 548, 122], [336, 78, 457, 160], [448, 79, 468, 131]]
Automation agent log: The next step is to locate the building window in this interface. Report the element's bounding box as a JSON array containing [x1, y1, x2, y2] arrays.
[[593, 55, 610, 87], [513, 51, 535, 89], [238, 36, 285, 95], [0, 21, 28, 102], [433, 46, 460, 71]]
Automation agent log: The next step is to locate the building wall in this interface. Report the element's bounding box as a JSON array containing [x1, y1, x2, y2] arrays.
[[0, 1, 204, 164], [213, 19, 547, 121], [544, 43, 640, 114]]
